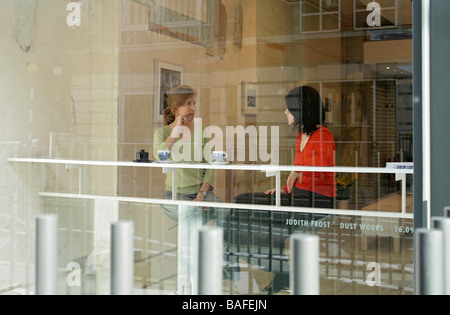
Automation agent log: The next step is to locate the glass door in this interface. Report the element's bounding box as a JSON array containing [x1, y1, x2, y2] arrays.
[[0, 0, 414, 295]]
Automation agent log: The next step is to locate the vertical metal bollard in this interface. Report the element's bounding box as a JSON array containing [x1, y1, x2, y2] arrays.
[[444, 207, 450, 218], [36, 214, 58, 295], [290, 233, 320, 295], [111, 220, 134, 295], [431, 217, 450, 294], [197, 227, 223, 295], [414, 228, 444, 295]]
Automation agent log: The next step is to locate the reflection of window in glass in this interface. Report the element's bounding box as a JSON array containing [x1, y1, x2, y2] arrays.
[[149, 0, 216, 45], [300, 0, 340, 34], [354, 0, 397, 30]]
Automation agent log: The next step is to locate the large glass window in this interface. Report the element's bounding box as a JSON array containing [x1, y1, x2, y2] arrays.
[[1, 0, 413, 295]]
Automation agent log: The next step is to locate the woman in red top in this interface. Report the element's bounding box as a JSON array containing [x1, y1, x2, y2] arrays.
[[280, 125, 336, 197], [265, 85, 337, 201], [235, 85, 336, 209], [227, 86, 336, 293]]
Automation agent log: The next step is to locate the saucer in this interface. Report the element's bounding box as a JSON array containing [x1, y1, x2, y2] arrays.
[[133, 160, 153, 163], [209, 161, 229, 165], [156, 160, 173, 163]]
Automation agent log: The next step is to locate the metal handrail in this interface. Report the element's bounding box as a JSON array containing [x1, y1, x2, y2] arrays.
[[9, 157, 414, 219], [7, 157, 413, 174]]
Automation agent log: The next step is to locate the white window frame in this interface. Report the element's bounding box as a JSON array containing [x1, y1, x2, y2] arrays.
[[299, 0, 341, 34]]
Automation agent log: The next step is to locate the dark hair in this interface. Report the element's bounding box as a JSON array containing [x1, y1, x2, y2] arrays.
[[163, 85, 196, 125], [285, 86, 325, 135]]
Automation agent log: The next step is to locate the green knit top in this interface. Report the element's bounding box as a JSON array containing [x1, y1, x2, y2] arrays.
[[153, 125, 215, 194]]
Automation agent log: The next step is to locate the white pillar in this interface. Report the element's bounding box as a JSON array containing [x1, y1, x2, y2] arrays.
[[111, 220, 134, 295], [36, 214, 58, 295], [197, 227, 223, 295], [290, 233, 320, 295]]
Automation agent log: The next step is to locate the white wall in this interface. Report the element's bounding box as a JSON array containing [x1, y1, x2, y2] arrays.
[[0, 0, 120, 292]]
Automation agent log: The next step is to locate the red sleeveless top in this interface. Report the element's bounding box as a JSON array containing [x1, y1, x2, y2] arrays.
[[283, 126, 337, 197]]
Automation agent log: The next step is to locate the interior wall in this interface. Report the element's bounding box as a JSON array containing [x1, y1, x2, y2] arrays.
[[117, 0, 413, 204], [0, 0, 121, 291], [118, 0, 293, 202], [114, 0, 417, 211]]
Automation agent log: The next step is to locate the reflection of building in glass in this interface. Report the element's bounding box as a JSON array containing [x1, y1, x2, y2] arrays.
[[0, 0, 419, 296], [120, 0, 413, 210], [118, 1, 415, 294]]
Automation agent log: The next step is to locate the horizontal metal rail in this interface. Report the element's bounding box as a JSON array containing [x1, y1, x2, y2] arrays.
[[7, 157, 413, 174], [10, 157, 414, 219], [38, 192, 413, 219]]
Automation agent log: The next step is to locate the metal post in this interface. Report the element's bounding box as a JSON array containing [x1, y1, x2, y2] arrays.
[[414, 228, 444, 295], [36, 214, 58, 295], [431, 217, 450, 294], [111, 220, 134, 295], [444, 207, 450, 218], [197, 227, 223, 295], [290, 233, 320, 295]]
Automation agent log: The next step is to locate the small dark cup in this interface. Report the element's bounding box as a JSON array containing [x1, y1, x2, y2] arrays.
[[136, 150, 149, 162]]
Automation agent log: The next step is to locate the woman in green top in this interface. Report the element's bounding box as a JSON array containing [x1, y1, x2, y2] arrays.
[[153, 85, 224, 223]]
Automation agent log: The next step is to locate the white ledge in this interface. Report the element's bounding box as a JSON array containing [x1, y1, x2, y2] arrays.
[[38, 192, 414, 219], [8, 157, 414, 174], [8, 157, 414, 218]]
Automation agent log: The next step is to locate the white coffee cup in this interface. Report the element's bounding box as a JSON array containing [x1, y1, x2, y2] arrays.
[[158, 150, 171, 161], [212, 151, 227, 162]]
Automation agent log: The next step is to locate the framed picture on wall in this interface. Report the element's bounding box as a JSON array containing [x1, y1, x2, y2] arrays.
[[154, 60, 184, 122], [241, 81, 259, 115]]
